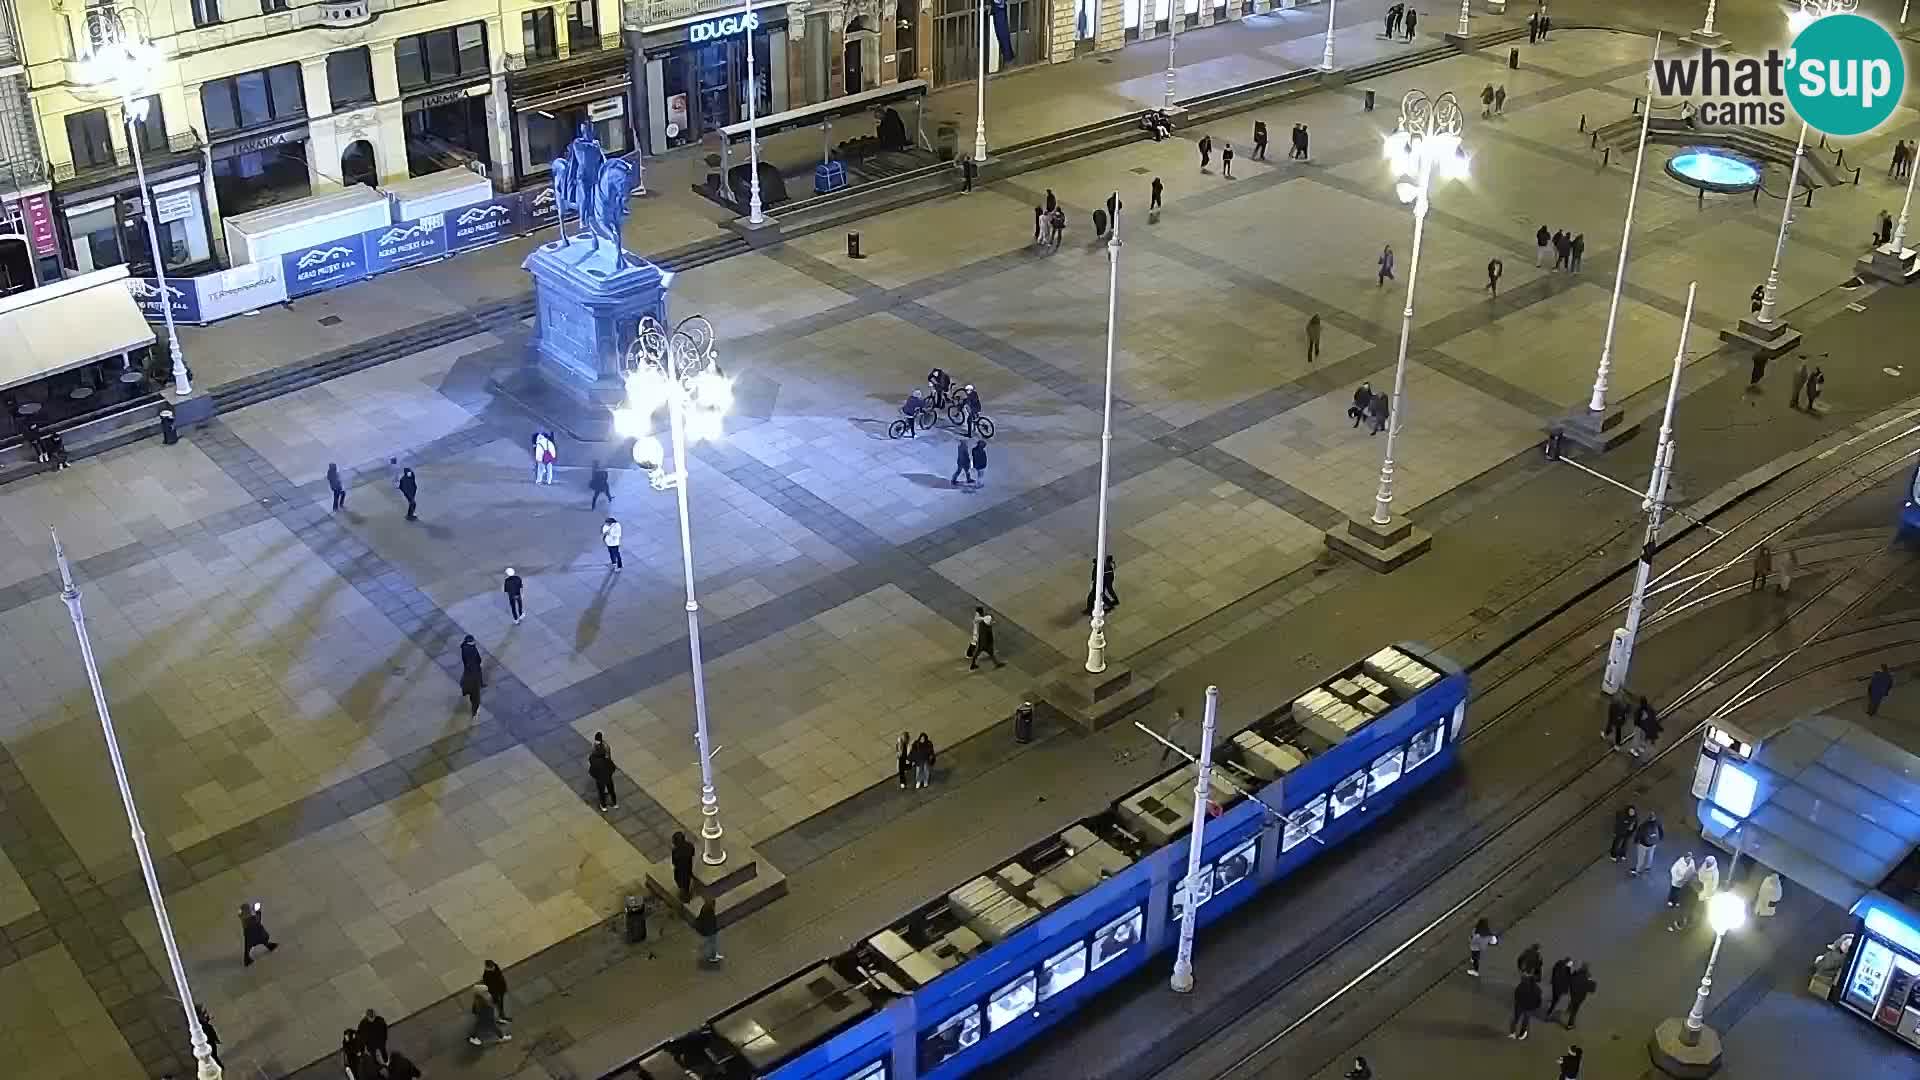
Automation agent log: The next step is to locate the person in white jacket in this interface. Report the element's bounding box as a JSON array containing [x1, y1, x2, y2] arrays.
[[1666, 853, 1697, 908], [532, 431, 557, 485], [1671, 855, 1719, 931], [601, 517, 623, 570]]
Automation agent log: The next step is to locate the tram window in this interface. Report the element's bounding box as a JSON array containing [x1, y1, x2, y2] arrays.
[[1171, 863, 1215, 923], [1330, 770, 1367, 818], [1214, 837, 1256, 895], [989, 971, 1038, 1031], [918, 1005, 981, 1070], [1369, 747, 1405, 795], [846, 1062, 886, 1080], [1091, 907, 1144, 971], [1282, 796, 1326, 851], [1406, 722, 1444, 771], [1038, 942, 1087, 1001]]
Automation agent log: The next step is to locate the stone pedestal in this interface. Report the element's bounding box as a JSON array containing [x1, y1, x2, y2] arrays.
[[492, 235, 673, 440], [1039, 661, 1156, 732], [1680, 29, 1729, 50], [1554, 402, 1641, 453], [1858, 243, 1920, 285], [1719, 316, 1802, 360], [645, 839, 788, 930], [1649, 1016, 1725, 1078], [1325, 513, 1432, 572]]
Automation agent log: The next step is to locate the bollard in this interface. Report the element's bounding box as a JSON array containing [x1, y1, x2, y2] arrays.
[[846, 231, 863, 259], [1578, 113, 1586, 132], [1590, 132, 1598, 148], [624, 895, 648, 943], [1364, 88, 1376, 111], [158, 408, 178, 446], [1013, 701, 1034, 744], [1698, 189, 1705, 209], [1601, 147, 1611, 168]]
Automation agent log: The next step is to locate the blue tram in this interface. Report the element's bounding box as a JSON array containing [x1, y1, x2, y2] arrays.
[[620, 644, 1469, 1080], [1902, 461, 1920, 533]]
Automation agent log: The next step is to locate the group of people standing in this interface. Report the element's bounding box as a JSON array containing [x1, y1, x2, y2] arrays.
[[1602, 693, 1662, 757], [1535, 226, 1586, 272], [338, 1007, 424, 1079], [1384, 3, 1419, 40], [1034, 187, 1069, 248], [896, 731, 941, 788], [1348, 381, 1390, 435], [1467, 919, 1594, 1059], [1890, 139, 1916, 181]]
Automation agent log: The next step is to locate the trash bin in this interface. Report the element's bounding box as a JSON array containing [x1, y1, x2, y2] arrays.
[[159, 408, 178, 446], [1013, 701, 1034, 744], [1510, 47, 1520, 69], [1364, 88, 1376, 111], [624, 895, 648, 943], [847, 231, 863, 259]]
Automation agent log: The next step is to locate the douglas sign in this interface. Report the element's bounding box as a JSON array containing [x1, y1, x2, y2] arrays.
[[689, 11, 758, 42]]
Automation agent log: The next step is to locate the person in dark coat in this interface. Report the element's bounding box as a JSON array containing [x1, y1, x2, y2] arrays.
[[910, 733, 937, 789], [1631, 696, 1662, 758], [357, 1009, 389, 1065], [971, 440, 988, 486], [385, 1051, 423, 1080], [671, 831, 697, 901], [1306, 313, 1322, 362], [1631, 811, 1664, 876], [482, 959, 511, 1021], [397, 467, 418, 520], [1344, 1057, 1373, 1080], [1150, 176, 1164, 212], [589, 460, 614, 508], [696, 898, 723, 964], [1510, 975, 1541, 1039], [1559, 1046, 1584, 1078], [1085, 555, 1119, 614], [1350, 382, 1373, 427], [1570, 233, 1586, 272], [1366, 391, 1390, 435], [1868, 664, 1895, 715], [1805, 366, 1826, 411], [1198, 134, 1213, 172], [1565, 964, 1596, 1028], [1403, 7, 1417, 39], [1535, 225, 1552, 266], [1516, 942, 1543, 981], [951, 439, 974, 486], [1609, 804, 1636, 861], [1546, 956, 1574, 1017], [1552, 230, 1570, 270], [341, 1029, 365, 1077], [896, 731, 913, 788], [589, 731, 618, 810], [1604, 692, 1631, 748], [968, 606, 1003, 669], [239, 902, 277, 965], [460, 635, 484, 716], [1253, 120, 1269, 160], [1221, 141, 1235, 179], [960, 154, 977, 192], [197, 1004, 223, 1067], [1044, 188, 1057, 215], [503, 567, 524, 623], [327, 463, 347, 511]]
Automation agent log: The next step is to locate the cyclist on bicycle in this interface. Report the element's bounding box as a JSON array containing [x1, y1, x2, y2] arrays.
[[900, 388, 927, 438], [960, 384, 983, 436], [927, 367, 953, 408]]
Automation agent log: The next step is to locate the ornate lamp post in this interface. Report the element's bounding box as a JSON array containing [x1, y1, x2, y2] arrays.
[[1165, 0, 1182, 108], [744, 0, 765, 224], [614, 316, 734, 865], [79, 9, 190, 397], [1086, 194, 1122, 673], [1651, 891, 1748, 1072], [974, 0, 991, 162], [1757, 0, 1856, 326], [1585, 33, 1662, 418], [1321, 0, 1339, 71]]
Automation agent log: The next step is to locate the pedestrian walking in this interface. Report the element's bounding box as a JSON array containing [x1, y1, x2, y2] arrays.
[[1570, 233, 1585, 271], [1791, 357, 1809, 410], [1516, 942, 1543, 981], [342, 1029, 366, 1079], [1468, 917, 1498, 975], [460, 634, 484, 716], [1547, 956, 1573, 1017], [1751, 544, 1773, 591], [397, 467, 418, 520], [1749, 351, 1770, 390], [960, 154, 977, 192], [483, 958, 511, 1021], [1222, 141, 1234, 179], [1366, 390, 1390, 435], [1608, 804, 1636, 861], [1385, 5, 1398, 37], [357, 1009, 389, 1065], [1535, 225, 1551, 266], [671, 831, 697, 901], [1045, 188, 1057, 215], [1159, 708, 1187, 764], [589, 460, 614, 508], [1085, 554, 1119, 614], [1299, 124, 1310, 159], [504, 567, 524, 623], [1306, 313, 1322, 362], [1378, 244, 1395, 286], [1631, 695, 1662, 757], [1552, 230, 1570, 270], [1539, 10, 1551, 37], [1481, 83, 1495, 117], [1631, 811, 1663, 876], [951, 439, 974, 486], [1751, 283, 1765, 314], [532, 430, 557, 484], [1892, 141, 1907, 179], [897, 731, 913, 788], [468, 984, 510, 1046], [239, 902, 278, 965], [1106, 191, 1121, 229], [910, 733, 937, 788], [696, 897, 724, 964], [1667, 852, 1698, 907], [1198, 134, 1213, 172], [968, 605, 1004, 669], [1559, 1045, 1584, 1079], [1905, 141, 1915, 180], [1050, 207, 1067, 246], [198, 1005, 223, 1068], [589, 731, 618, 810], [1604, 693, 1630, 749], [1527, 9, 1539, 41], [1509, 974, 1541, 1040], [327, 463, 347, 511], [1034, 205, 1045, 243], [1805, 366, 1826, 412], [1494, 84, 1508, 114], [1486, 257, 1503, 296], [1350, 382, 1374, 427], [602, 517, 623, 570], [1564, 963, 1595, 1027], [971, 439, 988, 486], [1404, 7, 1417, 39], [1253, 120, 1269, 160], [1868, 664, 1895, 715], [386, 1051, 423, 1080], [1150, 176, 1164, 212]]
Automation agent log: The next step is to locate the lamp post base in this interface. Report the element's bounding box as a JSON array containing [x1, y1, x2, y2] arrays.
[[1858, 244, 1920, 285], [1649, 1017, 1725, 1078], [1719, 317, 1802, 360], [1324, 513, 1431, 572], [1680, 28, 1729, 49], [1552, 403, 1641, 454], [645, 839, 788, 929]]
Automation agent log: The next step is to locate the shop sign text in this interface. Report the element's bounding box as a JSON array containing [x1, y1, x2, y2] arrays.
[[689, 12, 758, 42]]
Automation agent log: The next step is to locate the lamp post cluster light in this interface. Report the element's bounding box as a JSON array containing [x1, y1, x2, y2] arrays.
[[614, 315, 735, 866], [78, 8, 191, 398]]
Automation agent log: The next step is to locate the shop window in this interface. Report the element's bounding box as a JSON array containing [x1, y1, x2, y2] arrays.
[[260, 0, 289, 11], [191, 0, 222, 28], [68, 206, 123, 272], [917, 1005, 979, 1071], [567, 0, 601, 49], [130, 96, 166, 153], [1282, 795, 1327, 851], [1037, 942, 1086, 1002], [396, 22, 490, 92], [201, 64, 305, 136], [329, 48, 376, 109], [65, 108, 114, 169], [1090, 907, 1143, 971], [522, 10, 558, 62]]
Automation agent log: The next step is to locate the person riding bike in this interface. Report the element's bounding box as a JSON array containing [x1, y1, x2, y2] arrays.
[[927, 367, 953, 408], [960, 384, 983, 436], [900, 389, 928, 438]]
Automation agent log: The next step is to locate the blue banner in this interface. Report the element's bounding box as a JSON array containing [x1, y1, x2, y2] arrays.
[[523, 183, 561, 229], [280, 236, 369, 298], [363, 214, 449, 275], [126, 277, 202, 324], [446, 196, 525, 253]]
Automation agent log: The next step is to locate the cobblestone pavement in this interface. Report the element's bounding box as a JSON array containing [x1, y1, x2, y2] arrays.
[[1, 7, 1917, 1078]]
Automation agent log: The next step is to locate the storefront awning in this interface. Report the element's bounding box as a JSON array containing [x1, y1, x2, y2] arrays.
[[0, 266, 154, 394], [1698, 712, 1920, 911]]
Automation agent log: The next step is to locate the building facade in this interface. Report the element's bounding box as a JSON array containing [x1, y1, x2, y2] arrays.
[[0, 0, 53, 290]]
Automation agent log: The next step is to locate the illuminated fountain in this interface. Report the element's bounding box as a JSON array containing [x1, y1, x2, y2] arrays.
[[1665, 147, 1763, 195]]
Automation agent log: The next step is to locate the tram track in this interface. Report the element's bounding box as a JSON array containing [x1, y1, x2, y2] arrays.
[[1110, 427, 1920, 1080]]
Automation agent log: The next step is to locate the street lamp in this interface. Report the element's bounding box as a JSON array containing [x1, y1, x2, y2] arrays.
[[1456, 0, 1470, 38], [974, 0, 991, 163], [51, 530, 221, 1080], [1368, 91, 1467, 529], [614, 315, 734, 865], [1321, 0, 1339, 72], [1165, 0, 1183, 108], [743, 0, 764, 224], [1586, 32, 1662, 417], [1686, 892, 1748, 1041], [79, 9, 190, 397], [1086, 194, 1122, 674], [1760, 0, 1856, 325]]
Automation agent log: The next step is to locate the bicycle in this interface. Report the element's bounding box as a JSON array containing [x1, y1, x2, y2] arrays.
[[888, 406, 938, 439], [946, 404, 996, 439]]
